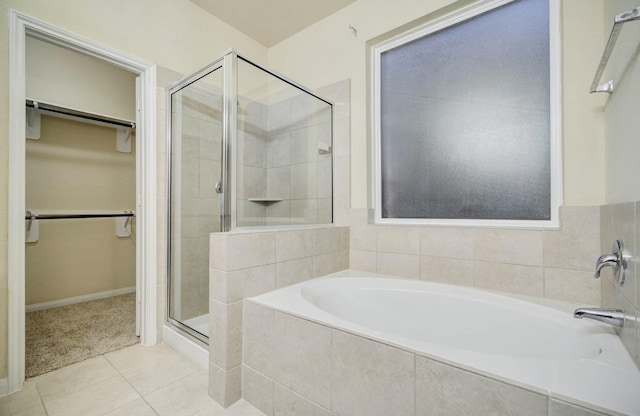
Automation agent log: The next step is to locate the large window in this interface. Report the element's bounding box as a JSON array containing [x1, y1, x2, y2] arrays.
[[372, 0, 561, 228]]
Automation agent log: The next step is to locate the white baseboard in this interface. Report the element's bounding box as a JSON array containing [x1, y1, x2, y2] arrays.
[[26, 286, 136, 312], [0, 377, 8, 397]]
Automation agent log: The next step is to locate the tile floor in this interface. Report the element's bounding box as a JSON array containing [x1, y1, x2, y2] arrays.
[[0, 343, 266, 416]]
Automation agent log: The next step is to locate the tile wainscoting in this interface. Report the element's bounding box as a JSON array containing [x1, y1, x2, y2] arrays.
[[343, 206, 602, 306], [601, 201, 640, 370], [208, 226, 349, 406]]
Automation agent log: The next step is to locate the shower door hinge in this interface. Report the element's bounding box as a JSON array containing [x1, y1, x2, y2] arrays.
[[215, 181, 223, 194]]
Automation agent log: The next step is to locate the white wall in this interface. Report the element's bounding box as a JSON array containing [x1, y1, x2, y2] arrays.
[[268, 0, 607, 208]]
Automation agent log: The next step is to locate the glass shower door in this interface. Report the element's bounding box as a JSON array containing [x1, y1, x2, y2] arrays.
[[168, 66, 224, 341]]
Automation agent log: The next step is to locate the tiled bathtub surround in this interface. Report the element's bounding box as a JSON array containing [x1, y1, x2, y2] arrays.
[[208, 226, 349, 406], [345, 206, 602, 306], [243, 300, 615, 416], [601, 201, 640, 370]]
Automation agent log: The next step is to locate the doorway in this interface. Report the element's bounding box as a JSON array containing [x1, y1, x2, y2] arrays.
[[7, 11, 157, 393], [24, 34, 139, 376]]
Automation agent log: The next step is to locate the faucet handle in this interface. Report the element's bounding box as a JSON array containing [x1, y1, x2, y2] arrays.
[[594, 240, 627, 285]]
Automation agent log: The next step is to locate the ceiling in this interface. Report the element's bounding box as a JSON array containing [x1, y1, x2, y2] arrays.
[[189, 0, 357, 47]]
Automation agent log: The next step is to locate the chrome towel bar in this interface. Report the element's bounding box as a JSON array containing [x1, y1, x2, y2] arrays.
[[591, 6, 640, 94]]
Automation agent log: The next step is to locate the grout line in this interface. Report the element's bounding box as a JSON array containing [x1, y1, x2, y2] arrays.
[[102, 350, 147, 400], [329, 327, 334, 414], [104, 346, 197, 414], [140, 396, 161, 416], [33, 381, 50, 416], [413, 350, 417, 416]]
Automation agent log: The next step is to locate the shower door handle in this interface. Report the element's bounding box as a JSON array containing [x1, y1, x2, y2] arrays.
[[215, 181, 223, 194]]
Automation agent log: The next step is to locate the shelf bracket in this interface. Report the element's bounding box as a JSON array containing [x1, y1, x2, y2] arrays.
[[116, 128, 132, 153], [26, 103, 41, 140], [25, 211, 39, 243]]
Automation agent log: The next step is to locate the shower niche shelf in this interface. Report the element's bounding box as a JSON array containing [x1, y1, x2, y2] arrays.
[[248, 198, 283, 204]]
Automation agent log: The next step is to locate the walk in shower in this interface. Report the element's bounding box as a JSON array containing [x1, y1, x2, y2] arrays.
[[167, 50, 334, 343]]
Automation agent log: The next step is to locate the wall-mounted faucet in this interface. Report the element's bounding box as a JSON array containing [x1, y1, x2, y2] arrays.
[[573, 240, 629, 328], [574, 308, 625, 327], [593, 239, 627, 285]]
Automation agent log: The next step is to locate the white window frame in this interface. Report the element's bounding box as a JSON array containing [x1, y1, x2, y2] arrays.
[[371, 0, 562, 229]]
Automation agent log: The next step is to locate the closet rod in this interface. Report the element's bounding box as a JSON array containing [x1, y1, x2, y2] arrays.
[[26, 99, 136, 129], [25, 211, 135, 220]]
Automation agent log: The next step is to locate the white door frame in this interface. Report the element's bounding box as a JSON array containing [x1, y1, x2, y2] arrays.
[[7, 10, 157, 393]]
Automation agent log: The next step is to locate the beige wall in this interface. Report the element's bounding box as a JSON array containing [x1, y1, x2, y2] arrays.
[[25, 116, 136, 305], [268, 0, 607, 208], [0, 0, 268, 381], [562, 0, 606, 205], [26, 36, 137, 121]]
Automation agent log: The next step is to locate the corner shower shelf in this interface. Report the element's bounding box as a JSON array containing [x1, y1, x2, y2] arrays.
[[248, 198, 283, 204]]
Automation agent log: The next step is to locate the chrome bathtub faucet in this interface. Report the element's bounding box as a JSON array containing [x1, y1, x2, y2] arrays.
[[573, 239, 629, 327], [574, 308, 625, 327]]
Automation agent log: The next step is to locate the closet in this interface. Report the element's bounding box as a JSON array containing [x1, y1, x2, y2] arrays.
[[24, 36, 138, 377]]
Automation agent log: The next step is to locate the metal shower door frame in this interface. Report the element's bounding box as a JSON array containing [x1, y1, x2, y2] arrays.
[[166, 50, 232, 344]]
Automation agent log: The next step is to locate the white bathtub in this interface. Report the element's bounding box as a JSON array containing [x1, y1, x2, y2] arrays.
[[249, 270, 640, 415]]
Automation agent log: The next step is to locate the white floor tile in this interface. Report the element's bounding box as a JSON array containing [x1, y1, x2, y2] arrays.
[[2, 344, 266, 416], [103, 398, 158, 416], [33, 355, 119, 402], [106, 343, 200, 395], [144, 371, 219, 416], [0, 381, 41, 415], [200, 399, 268, 416], [13, 404, 47, 416], [106, 343, 182, 373], [43, 375, 140, 416]]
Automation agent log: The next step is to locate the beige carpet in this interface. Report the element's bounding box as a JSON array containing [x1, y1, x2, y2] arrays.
[[26, 293, 139, 378]]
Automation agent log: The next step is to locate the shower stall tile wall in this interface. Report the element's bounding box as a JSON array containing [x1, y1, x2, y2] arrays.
[[238, 78, 351, 228], [315, 80, 351, 218], [208, 226, 349, 406], [236, 57, 334, 228]]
